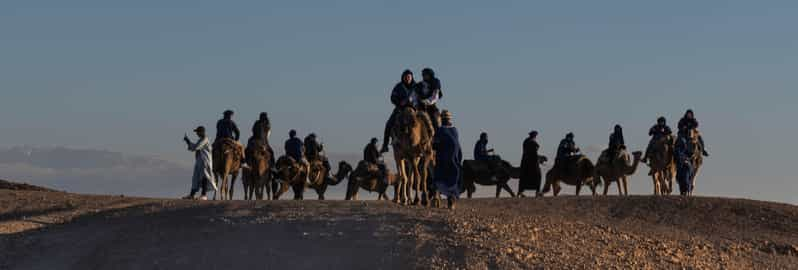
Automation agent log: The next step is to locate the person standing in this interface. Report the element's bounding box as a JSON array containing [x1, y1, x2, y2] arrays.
[[674, 129, 697, 195], [518, 131, 543, 197], [432, 110, 463, 209], [183, 126, 216, 200]]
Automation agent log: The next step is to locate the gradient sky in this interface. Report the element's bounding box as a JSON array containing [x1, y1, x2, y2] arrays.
[[1, 0, 796, 203]]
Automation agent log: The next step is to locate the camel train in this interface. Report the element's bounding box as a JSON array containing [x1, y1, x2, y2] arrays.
[[205, 121, 704, 203], [192, 69, 706, 203]]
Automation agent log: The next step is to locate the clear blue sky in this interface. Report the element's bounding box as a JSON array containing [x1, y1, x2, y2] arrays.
[[1, 0, 796, 203]]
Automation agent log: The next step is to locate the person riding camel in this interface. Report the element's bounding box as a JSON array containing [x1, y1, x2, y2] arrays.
[[214, 110, 245, 161], [249, 112, 275, 168], [363, 137, 388, 184], [304, 133, 331, 176], [474, 132, 502, 181], [284, 129, 310, 184], [678, 109, 709, 157], [555, 132, 580, 166], [642, 116, 673, 163], [606, 124, 625, 160], [381, 69, 418, 153], [416, 68, 443, 129], [474, 132, 499, 162]]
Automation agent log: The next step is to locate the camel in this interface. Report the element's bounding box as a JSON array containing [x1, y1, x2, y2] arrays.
[[594, 149, 643, 196], [462, 159, 519, 199], [273, 157, 351, 200], [212, 139, 242, 200], [242, 139, 272, 200], [688, 130, 705, 196], [391, 107, 435, 205], [646, 136, 675, 195], [541, 155, 597, 196], [344, 161, 399, 201]]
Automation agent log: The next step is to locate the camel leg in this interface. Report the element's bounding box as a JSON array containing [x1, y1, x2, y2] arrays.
[[575, 181, 582, 196], [553, 183, 561, 196], [396, 160, 408, 204], [317, 184, 326, 200], [622, 177, 629, 196], [421, 160, 431, 207], [690, 165, 701, 195], [602, 178, 610, 196], [229, 172, 238, 200], [502, 182, 516, 198], [212, 173, 221, 200], [495, 185, 502, 198], [410, 159, 421, 205]]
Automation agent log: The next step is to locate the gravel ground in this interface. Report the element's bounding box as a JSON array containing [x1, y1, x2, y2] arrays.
[[1, 183, 796, 269]]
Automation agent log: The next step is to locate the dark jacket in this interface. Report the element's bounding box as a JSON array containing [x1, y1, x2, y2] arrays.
[[674, 135, 695, 165], [363, 143, 380, 164], [649, 124, 673, 139], [216, 119, 240, 141], [284, 137, 304, 161], [556, 138, 578, 160], [678, 117, 699, 131], [304, 136, 323, 161], [251, 118, 271, 142], [390, 82, 416, 108], [473, 139, 490, 161], [432, 126, 463, 197], [609, 132, 625, 150], [519, 137, 542, 191]]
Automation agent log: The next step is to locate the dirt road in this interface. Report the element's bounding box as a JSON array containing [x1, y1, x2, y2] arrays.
[[1, 185, 796, 269]]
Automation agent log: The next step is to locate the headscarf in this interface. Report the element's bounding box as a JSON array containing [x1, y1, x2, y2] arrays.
[[401, 69, 415, 87]]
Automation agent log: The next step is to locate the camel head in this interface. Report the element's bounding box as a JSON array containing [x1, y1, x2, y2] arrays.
[[394, 107, 423, 145], [631, 151, 643, 160], [336, 161, 353, 180], [276, 156, 302, 182]]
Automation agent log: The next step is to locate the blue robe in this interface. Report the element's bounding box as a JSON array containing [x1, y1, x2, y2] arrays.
[[433, 126, 463, 198], [674, 136, 695, 194]]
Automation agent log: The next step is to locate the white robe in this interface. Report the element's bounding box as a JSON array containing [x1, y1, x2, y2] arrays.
[[188, 136, 217, 191]]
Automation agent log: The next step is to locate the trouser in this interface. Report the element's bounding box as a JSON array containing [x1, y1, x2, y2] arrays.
[[190, 177, 209, 196], [676, 162, 694, 194]]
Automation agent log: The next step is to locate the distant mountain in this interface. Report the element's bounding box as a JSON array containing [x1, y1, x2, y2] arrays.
[[0, 146, 368, 199]]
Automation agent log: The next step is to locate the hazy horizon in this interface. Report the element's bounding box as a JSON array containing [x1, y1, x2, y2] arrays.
[[1, 1, 796, 204]]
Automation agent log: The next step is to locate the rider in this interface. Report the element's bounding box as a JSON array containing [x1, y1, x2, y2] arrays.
[[678, 109, 709, 157], [642, 116, 673, 163], [249, 112, 275, 167], [606, 124, 625, 159], [364, 137, 388, 184], [381, 69, 418, 153], [304, 133, 331, 175], [214, 110, 244, 160], [555, 132, 580, 166], [284, 129, 310, 183], [416, 68, 443, 129], [474, 132, 499, 162], [251, 112, 271, 143]]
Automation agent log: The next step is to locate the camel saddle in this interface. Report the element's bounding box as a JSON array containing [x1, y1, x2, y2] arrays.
[[214, 138, 243, 160]]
